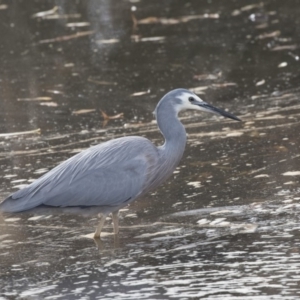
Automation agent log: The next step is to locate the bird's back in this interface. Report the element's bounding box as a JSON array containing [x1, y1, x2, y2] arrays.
[[0, 136, 160, 213]]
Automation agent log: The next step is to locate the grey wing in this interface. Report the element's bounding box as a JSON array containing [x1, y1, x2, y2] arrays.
[[46, 155, 153, 207], [0, 137, 159, 212]]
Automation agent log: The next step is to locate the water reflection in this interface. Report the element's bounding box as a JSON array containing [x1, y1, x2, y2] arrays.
[[1, 196, 300, 299], [1, 0, 300, 298]]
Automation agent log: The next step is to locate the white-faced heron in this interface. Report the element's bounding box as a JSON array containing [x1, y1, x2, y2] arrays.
[[0, 89, 240, 238]]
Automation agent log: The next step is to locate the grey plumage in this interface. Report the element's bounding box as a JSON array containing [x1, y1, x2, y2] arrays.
[[0, 88, 240, 237]]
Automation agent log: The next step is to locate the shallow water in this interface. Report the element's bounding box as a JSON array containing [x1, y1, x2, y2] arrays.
[[1, 0, 300, 299]]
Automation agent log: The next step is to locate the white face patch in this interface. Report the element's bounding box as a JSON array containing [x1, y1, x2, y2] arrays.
[[175, 92, 204, 113]]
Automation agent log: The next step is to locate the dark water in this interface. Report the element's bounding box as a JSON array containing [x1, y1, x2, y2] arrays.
[[1, 0, 300, 299]]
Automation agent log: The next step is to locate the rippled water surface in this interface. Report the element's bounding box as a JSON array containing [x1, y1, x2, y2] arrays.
[[1, 0, 300, 299]]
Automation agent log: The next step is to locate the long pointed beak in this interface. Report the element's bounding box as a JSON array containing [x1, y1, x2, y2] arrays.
[[197, 102, 241, 121]]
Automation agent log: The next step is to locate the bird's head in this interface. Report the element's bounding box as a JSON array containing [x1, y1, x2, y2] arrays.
[[161, 88, 240, 121]]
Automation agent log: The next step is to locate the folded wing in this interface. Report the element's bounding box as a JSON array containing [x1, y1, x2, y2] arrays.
[[0, 137, 159, 212]]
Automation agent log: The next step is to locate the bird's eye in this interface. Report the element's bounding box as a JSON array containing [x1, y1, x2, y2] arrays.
[[188, 97, 195, 102]]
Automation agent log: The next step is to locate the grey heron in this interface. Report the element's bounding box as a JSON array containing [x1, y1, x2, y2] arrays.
[[0, 89, 240, 238]]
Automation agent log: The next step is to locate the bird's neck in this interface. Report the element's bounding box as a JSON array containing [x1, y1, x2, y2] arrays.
[[156, 102, 187, 169]]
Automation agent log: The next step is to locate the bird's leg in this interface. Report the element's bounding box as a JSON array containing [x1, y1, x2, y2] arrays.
[[94, 213, 107, 238], [114, 233, 120, 248], [93, 237, 105, 250], [111, 210, 119, 235]]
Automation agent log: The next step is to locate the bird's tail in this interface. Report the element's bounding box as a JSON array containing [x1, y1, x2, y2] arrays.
[[0, 196, 22, 213], [0, 195, 36, 213]]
